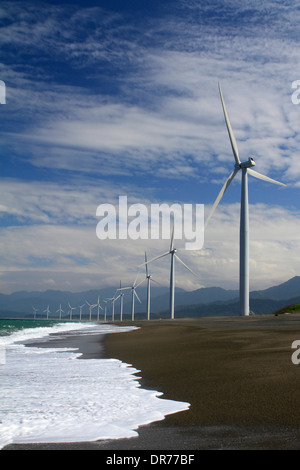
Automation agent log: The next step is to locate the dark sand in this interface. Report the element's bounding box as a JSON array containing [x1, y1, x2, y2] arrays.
[[4, 314, 300, 450]]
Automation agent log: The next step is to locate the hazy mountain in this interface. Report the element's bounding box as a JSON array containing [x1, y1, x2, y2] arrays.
[[1, 275, 300, 319], [250, 276, 300, 301]]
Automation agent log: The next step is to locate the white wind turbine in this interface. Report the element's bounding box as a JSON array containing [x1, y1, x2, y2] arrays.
[[86, 300, 96, 321], [56, 304, 64, 320], [118, 275, 144, 321], [78, 304, 85, 321], [144, 252, 160, 320], [106, 294, 121, 322], [117, 281, 125, 321], [43, 305, 51, 320], [103, 299, 108, 322], [68, 302, 76, 320], [205, 82, 286, 316], [95, 296, 104, 321], [142, 226, 195, 319], [32, 306, 38, 320]]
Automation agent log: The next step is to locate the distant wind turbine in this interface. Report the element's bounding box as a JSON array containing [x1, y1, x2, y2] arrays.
[[118, 281, 124, 321], [142, 226, 195, 319], [118, 275, 144, 321], [103, 299, 108, 322], [205, 82, 286, 316], [106, 294, 121, 322], [68, 302, 76, 320], [32, 306, 38, 320], [56, 304, 64, 320], [95, 296, 104, 321], [144, 252, 160, 320], [78, 304, 85, 321], [43, 305, 51, 320], [86, 300, 96, 321]]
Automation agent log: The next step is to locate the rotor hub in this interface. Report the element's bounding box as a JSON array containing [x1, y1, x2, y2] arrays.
[[237, 157, 256, 169]]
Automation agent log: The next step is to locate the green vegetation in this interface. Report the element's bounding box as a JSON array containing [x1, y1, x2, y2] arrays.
[[274, 304, 300, 315]]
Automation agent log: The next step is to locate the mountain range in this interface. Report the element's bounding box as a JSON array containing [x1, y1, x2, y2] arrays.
[[1, 276, 300, 319]]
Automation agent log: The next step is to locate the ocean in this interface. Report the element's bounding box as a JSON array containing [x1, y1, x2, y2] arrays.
[[0, 319, 189, 449]]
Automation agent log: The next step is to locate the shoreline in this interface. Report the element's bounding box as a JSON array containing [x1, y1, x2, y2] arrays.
[[4, 314, 300, 450]]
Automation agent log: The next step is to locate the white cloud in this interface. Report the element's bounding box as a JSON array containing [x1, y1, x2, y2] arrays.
[[0, 1, 299, 294]]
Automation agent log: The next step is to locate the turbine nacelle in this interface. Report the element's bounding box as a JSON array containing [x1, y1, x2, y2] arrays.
[[237, 158, 256, 170]]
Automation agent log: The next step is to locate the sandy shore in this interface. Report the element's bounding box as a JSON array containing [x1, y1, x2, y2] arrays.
[[4, 314, 300, 450]]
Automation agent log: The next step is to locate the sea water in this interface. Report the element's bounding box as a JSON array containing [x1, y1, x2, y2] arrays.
[[0, 320, 189, 448]]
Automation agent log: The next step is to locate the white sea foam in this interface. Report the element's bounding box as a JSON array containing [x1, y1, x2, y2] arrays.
[[0, 323, 190, 448]]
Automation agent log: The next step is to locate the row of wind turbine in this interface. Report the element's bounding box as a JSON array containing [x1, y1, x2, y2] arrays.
[[34, 83, 285, 320]]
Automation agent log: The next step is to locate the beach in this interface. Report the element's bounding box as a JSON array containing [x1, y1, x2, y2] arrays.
[[4, 314, 300, 450]]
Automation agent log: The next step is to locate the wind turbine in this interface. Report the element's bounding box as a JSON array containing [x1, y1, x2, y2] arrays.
[[144, 252, 160, 320], [118, 281, 124, 321], [103, 299, 108, 322], [205, 82, 286, 316], [78, 304, 85, 321], [118, 275, 143, 321], [43, 305, 51, 320], [86, 300, 96, 321], [68, 302, 76, 320], [95, 296, 104, 321], [32, 306, 38, 320], [106, 294, 121, 321], [142, 227, 195, 319], [56, 304, 64, 320]]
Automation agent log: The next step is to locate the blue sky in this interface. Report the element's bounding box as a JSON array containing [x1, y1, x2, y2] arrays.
[[0, 0, 300, 294]]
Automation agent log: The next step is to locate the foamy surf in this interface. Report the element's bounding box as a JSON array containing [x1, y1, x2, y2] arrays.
[[0, 322, 189, 448]]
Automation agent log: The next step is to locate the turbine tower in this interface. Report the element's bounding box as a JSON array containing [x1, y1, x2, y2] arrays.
[[143, 226, 195, 319], [205, 82, 286, 316], [56, 304, 64, 320]]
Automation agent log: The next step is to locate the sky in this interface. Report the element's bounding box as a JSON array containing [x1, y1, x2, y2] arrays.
[[0, 0, 300, 295]]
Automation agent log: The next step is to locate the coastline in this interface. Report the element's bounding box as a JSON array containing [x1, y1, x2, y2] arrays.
[[4, 314, 300, 450]]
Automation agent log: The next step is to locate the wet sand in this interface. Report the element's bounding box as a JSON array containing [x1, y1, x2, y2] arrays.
[[4, 314, 300, 450]]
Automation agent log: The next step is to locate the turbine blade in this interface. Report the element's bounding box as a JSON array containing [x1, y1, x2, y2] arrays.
[[133, 273, 139, 287], [136, 278, 146, 288], [145, 252, 149, 277], [219, 82, 240, 165], [174, 254, 195, 276], [205, 169, 239, 229], [247, 168, 286, 187], [139, 251, 170, 267], [134, 290, 142, 303], [170, 223, 175, 251]]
